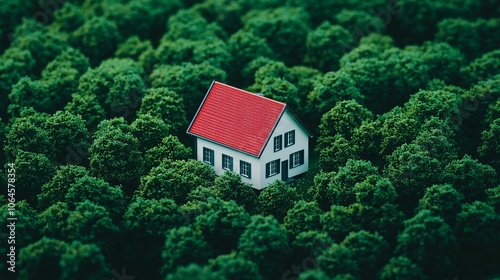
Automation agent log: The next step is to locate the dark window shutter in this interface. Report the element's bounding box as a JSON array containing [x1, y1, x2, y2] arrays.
[[210, 150, 214, 165], [247, 163, 251, 178], [299, 150, 304, 165], [266, 162, 270, 178], [289, 153, 293, 168], [230, 157, 233, 171], [276, 159, 280, 174]]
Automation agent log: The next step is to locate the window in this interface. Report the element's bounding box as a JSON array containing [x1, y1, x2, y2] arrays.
[[240, 161, 251, 178], [284, 130, 295, 147], [290, 150, 305, 168], [222, 154, 233, 171], [266, 159, 280, 178], [274, 135, 282, 152], [203, 147, 214, 165]]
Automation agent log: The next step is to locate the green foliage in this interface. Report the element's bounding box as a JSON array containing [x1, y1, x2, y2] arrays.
[[71, 17, 121, 65], [38, 165, 88, 210], [208, 253, 263, 280], [144, 135, 192, 170], [162, 226, 213, 273], [65, 175, 127, 221], [379, 256, 427, 280], [442, 155, 497, 202], [258, 180, 299, 221], [317, 100, 373, 152], [305, 22, 353, 71], [416, 184, 463, 226], [18, 238, 68, 280], [166, 264, 224, 280], [37, 202, 70, 240], [341, 230, 390, 278], [283, 200, 323, 240], [455, 202, 500, 278], [59, 241, 109, 280], [317, 244, 360, 277], [10, 151, 55, 206], [243, 7, 310, 65], [238, 215, 291, 279], [212, 171, 258, 213], [195, 197, 251, 255], [318, 135, 356, 172], [45, 111, 89, 163], [138, 87, 188, 133], [89, 125, 144, 188], [137, 160, 216, 204], [478, 118, 500, 171], [395, 210, 458, 278]]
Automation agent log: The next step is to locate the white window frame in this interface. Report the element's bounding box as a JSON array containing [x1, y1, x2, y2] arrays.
[[222, 154, 232, 171], [268, 160, 279, 177], [274, 135, 282, 152], [285, 130, 295, 147], [240, 161, 251, 178], [203, 147, 213, 165]]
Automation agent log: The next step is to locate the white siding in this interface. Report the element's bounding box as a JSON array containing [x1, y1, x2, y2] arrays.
[[258, 110, 309, 188], [196, 138, 261, 187], [194, 109, 309, 190]]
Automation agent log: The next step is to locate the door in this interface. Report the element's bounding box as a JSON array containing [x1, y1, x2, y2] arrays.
[[281, 160, 288, 181]]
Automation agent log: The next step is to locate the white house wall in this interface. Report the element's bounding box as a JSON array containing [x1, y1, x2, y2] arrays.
[[196, 138, 261, 187], [258, 109, 309, 188]]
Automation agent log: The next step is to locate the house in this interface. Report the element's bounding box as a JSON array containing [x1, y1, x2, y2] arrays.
[[186, 81, 312, 190]]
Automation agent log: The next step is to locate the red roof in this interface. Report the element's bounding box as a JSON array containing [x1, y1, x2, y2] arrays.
[[187, 81, 286, 157]]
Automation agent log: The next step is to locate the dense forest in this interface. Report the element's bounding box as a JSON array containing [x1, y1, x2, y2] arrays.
[[0, 0, 499, 279]]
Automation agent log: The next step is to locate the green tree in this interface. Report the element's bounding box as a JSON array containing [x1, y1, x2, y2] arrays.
[[395, 210, 458, 278], [162, 226, 213, 274], [317, 244, 360, 277], [227, 30, 274, 81], [65, 200, 121, 258], [329, 159, 379, 206], [486, 186, 500, 213], [311, 171, 337, 211], [166, 264, 224, 280], [341, 230, 390, 278], [52, 3, 85, 32], [37, 202, 70, 241], [45, 111, 89, 163], [416, 184, 463, 226], [77, 58, 145, 119], [283, 200, 323, 240], [137, 87, 188, 134], [64, 93, 106, 130], [131, 113, 170, 152], [208, 253, 263, 280], [378, 256, 427, 280], [305, 22, 353, 71], [195, 197, 250, 255], [144, 135, 192, 170], [4, 117, 53, 161], [442, 155, 497, 202], [148, 63, 226, 118], [385, 143, 443, 213], [478, 118, 500, 172], [212, 171, 258, 213], [238, 215, 291, 279], [122, 197, 184, 279], [136, 160, 216, 204], [318, 135, 357, 172], [351, 119, 383, 164], [317, 100, 373, 151], [307, 71, 363, 123], [37, 165, 88, 210], [17, 238, 68, 280], [71, 17, 120, 65], [243, 7, 310, 65], [258, 180, 298, 221], [379, 108, 419, 156], [10, 151, 54, 206], [60, 241, 109, 280], [320, 205, 360, 242], [353, 175, 398, 208], [455, 201, 500, 278], [115, 35, 153, 60], [65, 175, 127, 221], [461, 50, 500, 87], [89, 127, 144, 189]]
